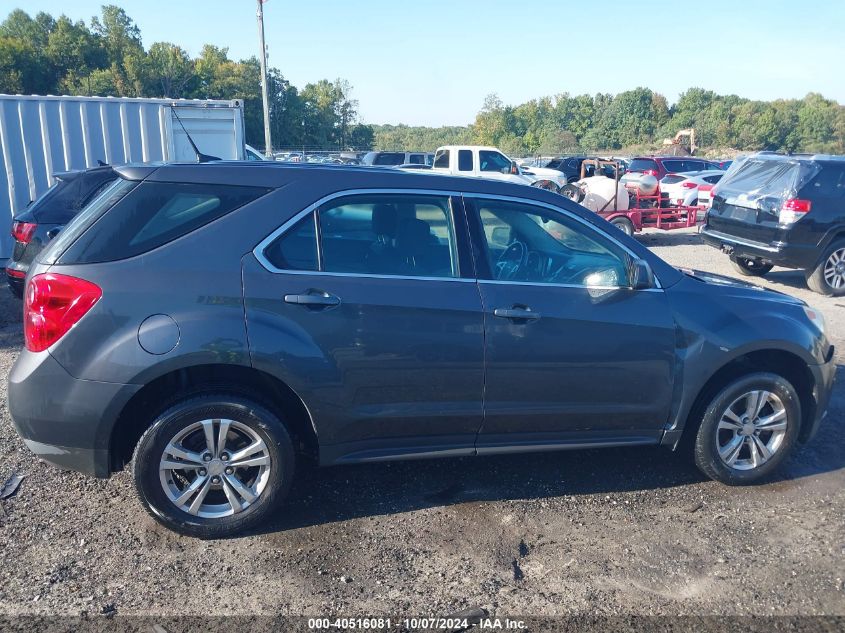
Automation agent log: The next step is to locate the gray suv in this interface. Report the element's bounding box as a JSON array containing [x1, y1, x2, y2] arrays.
[[8, 162, 835, 537]]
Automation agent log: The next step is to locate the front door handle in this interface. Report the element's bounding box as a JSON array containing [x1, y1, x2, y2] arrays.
[[284, 290, 341, 308], [493, 306, 541, 321]]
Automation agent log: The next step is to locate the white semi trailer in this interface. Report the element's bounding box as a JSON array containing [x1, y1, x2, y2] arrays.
[[0, 95, 248, 258]]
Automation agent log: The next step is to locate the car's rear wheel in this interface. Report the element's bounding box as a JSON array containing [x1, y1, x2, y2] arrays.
[[132, 395, 294, 538], [730, 256, 774, 277], [693, 373, 800, 485], [610, 217, 635, 237], [806, 240, 845, 296]]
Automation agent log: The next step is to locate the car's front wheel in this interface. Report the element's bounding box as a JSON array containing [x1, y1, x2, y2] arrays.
[[132, 395, 295, 538], [693, 373, 800, 485]]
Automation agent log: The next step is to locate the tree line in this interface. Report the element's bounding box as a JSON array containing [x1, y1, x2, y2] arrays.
[[0, 6, 374, 151], [2, 7, 843, 156], [374, 89, 845, 156]]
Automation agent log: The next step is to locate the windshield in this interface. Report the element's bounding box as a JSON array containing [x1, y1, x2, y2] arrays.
[[39, 178, 138, 265]]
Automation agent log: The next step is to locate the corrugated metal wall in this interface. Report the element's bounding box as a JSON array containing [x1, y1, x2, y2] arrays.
[[0, 95, 244, 259]]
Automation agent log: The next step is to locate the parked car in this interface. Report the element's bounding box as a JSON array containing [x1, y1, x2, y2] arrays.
[[361, 151, 433, 167], [701, 153, 845, 294], [531, 156, 622, 184], [622, 156, 720, 187], [9, 162, 834, 537], [659, 170, 725, 207], [431, 145, 561, 190], [5, 166, 117, 298]]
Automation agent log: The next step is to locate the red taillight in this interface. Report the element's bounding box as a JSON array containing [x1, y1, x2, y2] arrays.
[[681, 181, 698, 189], [643, 169, 658, 177], [782, 199, 812, 213], [6, 267, 25, 279], [24, 273, 102, 352], [12, 221, 37, 244]]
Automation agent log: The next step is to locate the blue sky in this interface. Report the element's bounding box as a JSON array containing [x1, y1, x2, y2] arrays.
[[11, 0, 845, 126]]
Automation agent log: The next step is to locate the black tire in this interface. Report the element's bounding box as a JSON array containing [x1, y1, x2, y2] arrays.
[[730, 256, 774, 277], [132, 394, 295, 538], [610, 217, 635, 237], [693, 372, 801, 485], [806, 239, 845, 296]]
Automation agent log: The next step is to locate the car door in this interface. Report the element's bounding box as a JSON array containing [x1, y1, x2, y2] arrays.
[[464, 195, 676, 450], [243, 190, 485, 464]]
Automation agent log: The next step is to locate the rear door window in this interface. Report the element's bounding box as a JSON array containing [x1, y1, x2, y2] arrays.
[[263, 194, 460, 279], [458, 149, 474, 172], [59, 182, 269, 264]]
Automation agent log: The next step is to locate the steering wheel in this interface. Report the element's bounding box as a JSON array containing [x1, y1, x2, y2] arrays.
[[495, 240, 527, 280]]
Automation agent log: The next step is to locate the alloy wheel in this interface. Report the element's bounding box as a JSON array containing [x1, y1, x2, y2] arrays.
[[159, 419, 271, 518], [823, 247, 845, 290], [715, 390, 788, 471]]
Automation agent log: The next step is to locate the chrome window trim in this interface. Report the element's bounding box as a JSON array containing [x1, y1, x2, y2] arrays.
[[462, 192, 664, 290], [253, 188, 467, 282]]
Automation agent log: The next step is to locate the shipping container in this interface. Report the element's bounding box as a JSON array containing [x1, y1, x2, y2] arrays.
[[0, 95, 246, 258]]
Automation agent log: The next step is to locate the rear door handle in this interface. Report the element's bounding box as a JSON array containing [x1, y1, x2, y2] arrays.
[[284, 290, 341, 308], [493, 307, 541, 321]]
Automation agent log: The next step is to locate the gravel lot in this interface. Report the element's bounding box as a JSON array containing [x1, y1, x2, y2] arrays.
[[0, 229, 843, 621]]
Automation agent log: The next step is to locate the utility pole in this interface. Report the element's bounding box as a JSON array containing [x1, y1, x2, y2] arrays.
[[256, 0, 272, 157]]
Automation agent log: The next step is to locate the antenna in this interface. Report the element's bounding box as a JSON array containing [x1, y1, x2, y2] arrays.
[[170, 106, 221, 163]]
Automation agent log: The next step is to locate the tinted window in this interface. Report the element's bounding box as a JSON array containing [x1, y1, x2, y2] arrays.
[[29, 170, 116, 224], [264, 214, 318, 270], [803, 166, 845, 198], [473, 199, 629, 287], [479, 151, 511, 173], [433, 150, 450, 168], [60, 182, 269, 264], [629, 158, 658, 173], [408, 154, 425, 165], [703, 174, 723, 184], [41, 178, 137, 266], [317, 194, 458, 278], [458, 149, 474, 172], [373, 153, 406, 166]]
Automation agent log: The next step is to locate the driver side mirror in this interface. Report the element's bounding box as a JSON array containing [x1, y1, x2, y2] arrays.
[[509, 161, 519, 175], [630, 258, 655, 290]]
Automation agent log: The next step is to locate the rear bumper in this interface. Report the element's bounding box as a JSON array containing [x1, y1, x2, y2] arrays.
[[8, 349, 140, 478], [5, 265, 26, 297], [700, 226, 820, 270]]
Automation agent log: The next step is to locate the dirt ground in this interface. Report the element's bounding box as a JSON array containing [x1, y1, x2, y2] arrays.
[[0, 229, 843, 622]]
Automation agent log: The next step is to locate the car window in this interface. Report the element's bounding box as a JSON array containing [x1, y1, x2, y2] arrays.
[[479, 151, 511, 173], [59, 182, 269, 264], [433, 150, 450, 168], [803, 166, 845, 198], [629, 158, 658, 173], [263, 213, 318, 271], [373, 153, 406, 166], [408, 154, 424, 165], [703, 174, 723, 184], [458, 149, 474, 172], [472, 198, 630, 287], [272, 194, 458, 278]]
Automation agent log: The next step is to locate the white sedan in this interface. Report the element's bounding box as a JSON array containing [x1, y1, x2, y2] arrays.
[[660, 170, 725, 207]]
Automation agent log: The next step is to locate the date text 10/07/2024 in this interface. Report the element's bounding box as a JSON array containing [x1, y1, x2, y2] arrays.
[[307, 617, 528, 630]]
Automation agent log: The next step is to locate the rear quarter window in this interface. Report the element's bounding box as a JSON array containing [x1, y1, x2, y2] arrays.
[[58, 181, 269, 264], [802, 165, 845, 198]]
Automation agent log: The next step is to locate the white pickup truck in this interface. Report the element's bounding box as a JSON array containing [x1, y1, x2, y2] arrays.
[[431, 145, 563, 190]]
